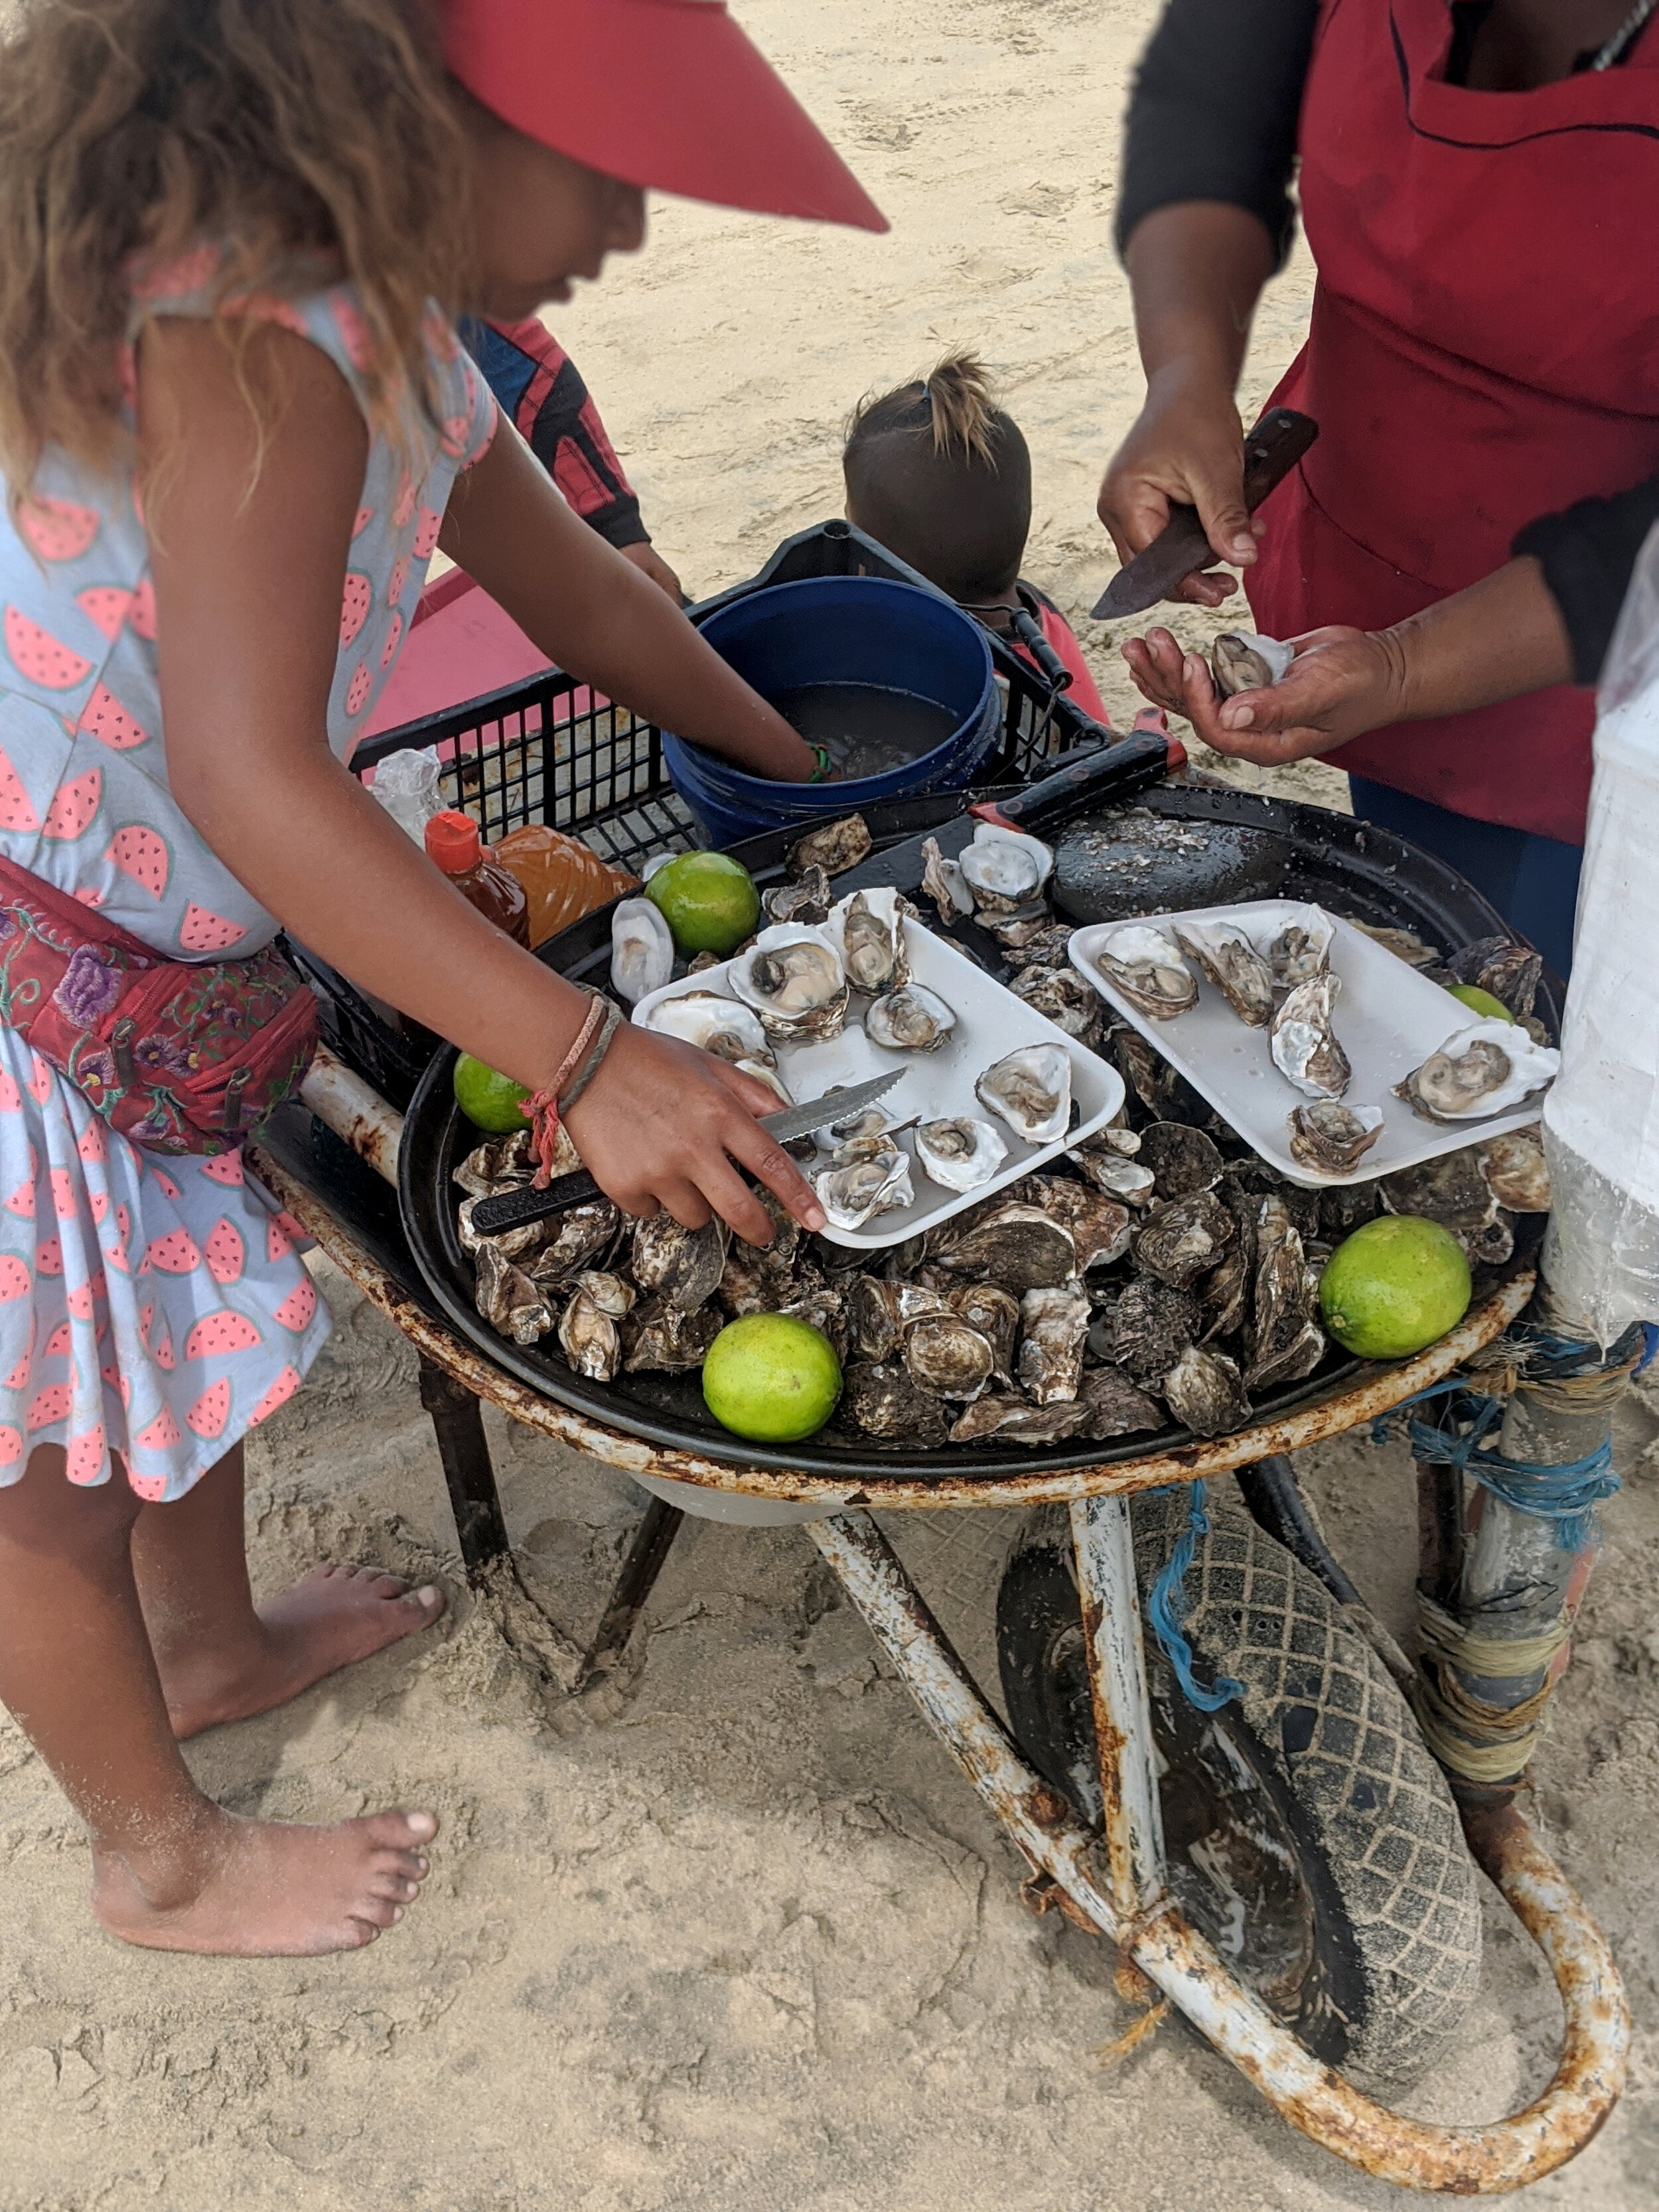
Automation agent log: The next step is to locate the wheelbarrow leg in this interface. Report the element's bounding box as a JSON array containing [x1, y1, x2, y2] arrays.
[[418, 1355, 510, 1578], [572, 1495, 685, 1691]]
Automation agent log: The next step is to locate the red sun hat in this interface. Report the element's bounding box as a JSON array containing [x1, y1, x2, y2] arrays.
[[443, 0, 888, 233]]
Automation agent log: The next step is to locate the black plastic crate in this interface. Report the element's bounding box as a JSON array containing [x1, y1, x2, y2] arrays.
[[298, 519, 1107, 1104]]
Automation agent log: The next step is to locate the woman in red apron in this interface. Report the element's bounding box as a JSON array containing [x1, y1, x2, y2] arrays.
[[1100, 0, 1659, 977]]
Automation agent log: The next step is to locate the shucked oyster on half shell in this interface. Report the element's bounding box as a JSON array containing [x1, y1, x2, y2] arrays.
[[957, 822, 1054, 913], [914, 1115, 1007, 1193], [975, 1043, 1072, 1146], [1175, 920, 1275, 1027], [865, 982, 958, 1052], [812, 1140, 914, 1232], [1287, 1100, 1384, 1175], [1209, 630, 1294, 696], [610, 897, 675, 1005], [1271, 972, 1351, 1100], [639, 989, 775, 1066], [1262, 905, 1335, 992], [729, 923, 849, 1042], [827, 887, 909, 995], [1094, 923, 1198, 1021], [1396, 1019, 1560, 1123]]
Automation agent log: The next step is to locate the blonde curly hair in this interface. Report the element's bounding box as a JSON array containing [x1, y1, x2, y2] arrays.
[[0, 0, 472, 501]]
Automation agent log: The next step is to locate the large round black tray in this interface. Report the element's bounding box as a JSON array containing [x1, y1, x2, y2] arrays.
[[397, 784, 1553, 1483]]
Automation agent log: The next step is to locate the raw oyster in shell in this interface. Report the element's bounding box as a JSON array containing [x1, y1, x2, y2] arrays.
[[473, 1241, 554, 1345], [557, 1270, 636, 1381], [525, 1200, 621, 1288], [1271, 973, 1351, 1100], [620, 1297, 723, 1374], [1396, 1019, 1559, 1122], [914, 1115, 1007, 1193], [847, 1277, 949, 1363], [1009, 964, 1104, 1049], [1102, 1278, 1202, 1389], [1140, 1122, 1224, 1199], [630, 1211, 728, 1312], [1163, 1345, 1252, 1438], [610, 897, 674, 1005], [1076, 1366, 1163, 1439], [1449, 936, 1542, 1021], [828, 887, 908, 994], [1027, 1178, 1131, 1270], [1209, 630, 1293, 696], [1001, 921, 1077, 972], [453, 1129, 537, 1198], [1069, 1127, 1157, 1206], [920, 836, 974, 926], [1176, 920, 1275, 1027], [1244, 1197, 1325, 1392], [729, 924, 849, 1042], [1094, 924, 1198, 1021], [975, 1043, 1072, 1146], [640, 990, 774, 1066], [1378, 1149, 1508, 1258], [948, 1283, 1020, 1388], [958, 822, 1054, 913], [1133, 1189, 1236, 1290], [813, 1142, 914, 1232], [865, 982, 957, 1052], [814, 1088, 895, 1153], [842, 1361, 950, 1447], [762, 865, 831, 927], [934, 1201, 1076, 1291], [786, 814, 870, 879], [1199, 1179, 1260, 1342], [1017, 1285, 1091, 1405], [456, 1195, 543, 1266], [904, 1313, 995, 1400], [776, 1281, 851, 1365], [949, 1395, 1089, 1446], [1263, 905, 1335, 992], [1477, 1127, 1551, 1212], [1287, 1100, 1384, 1175]]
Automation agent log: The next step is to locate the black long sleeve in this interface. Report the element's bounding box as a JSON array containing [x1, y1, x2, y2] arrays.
[[1115, 0, 1317, 265], [1513, 481, 1659, 686]]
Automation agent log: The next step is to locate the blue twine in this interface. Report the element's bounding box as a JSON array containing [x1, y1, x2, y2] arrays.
[[1145, 1479, 1244, 1713], [1372, 1382, 1619, 1552]]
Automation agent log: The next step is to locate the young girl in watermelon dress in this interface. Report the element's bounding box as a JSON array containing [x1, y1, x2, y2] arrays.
[[0, 0, 881, 1958]]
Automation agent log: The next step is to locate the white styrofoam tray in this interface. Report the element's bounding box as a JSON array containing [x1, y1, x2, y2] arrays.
[[1069, 900, 1550, 1188], [632, 918, 1125, 1248]]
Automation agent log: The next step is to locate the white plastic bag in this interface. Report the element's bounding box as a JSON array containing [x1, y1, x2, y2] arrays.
[[1541, 521, 1659, 1341], [370, 745, 443, 844]]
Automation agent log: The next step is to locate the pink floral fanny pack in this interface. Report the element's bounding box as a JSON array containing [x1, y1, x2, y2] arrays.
[[0, 855, 317, 1155]]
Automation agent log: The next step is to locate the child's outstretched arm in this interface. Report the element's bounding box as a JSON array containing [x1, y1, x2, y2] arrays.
[[440, 412, 815, 780], [140, 319, 821, 1244]]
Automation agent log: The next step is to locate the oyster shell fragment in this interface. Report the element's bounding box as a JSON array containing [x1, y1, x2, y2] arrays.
[[1175, 920, 1275, 1027], [610, 897, 674, 1005], [729, 924, 849, 1042], [1210, 631, 1294, 696], [620, 1298, 723, 1373], [914, 1115, 1007, 1193], [1094, 924, 1198, 1021], [1287, 1100, 1384, 1175], [1076, 1366, 1163, 1439], [865, 982, 957, 1052], [1396, 1019, 1559, 1123], [1271, 973, 1351, 1100], [975, 1043, 1072, 1146], [1027, 1178, 1132, 1270]]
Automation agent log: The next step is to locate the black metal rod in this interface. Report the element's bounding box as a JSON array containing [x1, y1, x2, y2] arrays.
[[417, 1355, 510, 1578], [573, 1495, 685, 1690]]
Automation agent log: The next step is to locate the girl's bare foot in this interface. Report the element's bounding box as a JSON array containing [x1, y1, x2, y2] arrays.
[[156, 1566, 446, 1739], [91, 1805, 437, 1956]]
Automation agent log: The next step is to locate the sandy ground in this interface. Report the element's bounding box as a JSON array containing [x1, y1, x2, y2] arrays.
[[1, 3, 1654, 2207]]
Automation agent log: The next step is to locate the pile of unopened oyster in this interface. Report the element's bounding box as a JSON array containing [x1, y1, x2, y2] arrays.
[[455, 814, 1551, 1453]]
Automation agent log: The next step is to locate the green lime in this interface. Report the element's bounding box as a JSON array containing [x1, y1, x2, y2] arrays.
[[701, 1313, 843, 1442], [645, 849, 760, 956], [1447, 984, 1516, 1023], [1319, 1215, 1472, 1361], [453, 1052, 531, 1134]]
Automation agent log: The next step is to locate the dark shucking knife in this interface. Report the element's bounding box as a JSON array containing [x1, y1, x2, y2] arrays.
[[469, 1070, 903, 1238], [1090, 407, 1319, 620]]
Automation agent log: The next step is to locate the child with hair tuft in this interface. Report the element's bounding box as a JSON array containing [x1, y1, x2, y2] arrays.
[[842, 352, 1110, 722]]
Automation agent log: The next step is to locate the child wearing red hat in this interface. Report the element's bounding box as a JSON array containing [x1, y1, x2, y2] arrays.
[[0, 0, 879, 1961]]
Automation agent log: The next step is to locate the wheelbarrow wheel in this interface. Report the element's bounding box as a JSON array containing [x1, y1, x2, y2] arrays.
[[996, 1495, 1482, 2087]]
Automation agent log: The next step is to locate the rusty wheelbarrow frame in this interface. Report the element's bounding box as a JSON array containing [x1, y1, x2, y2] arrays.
[[260, 1054, 1630, 2195]]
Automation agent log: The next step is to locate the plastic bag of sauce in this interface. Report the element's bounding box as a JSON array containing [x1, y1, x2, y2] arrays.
[[490, 824, 638, 948]]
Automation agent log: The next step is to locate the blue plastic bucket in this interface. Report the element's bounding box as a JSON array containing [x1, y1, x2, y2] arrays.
[[662, 575, 999, 849]]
